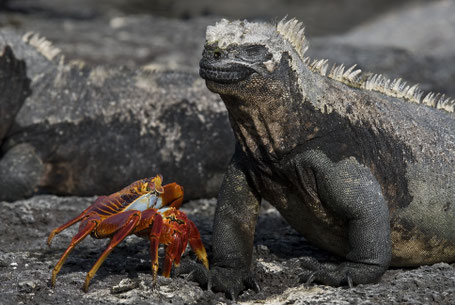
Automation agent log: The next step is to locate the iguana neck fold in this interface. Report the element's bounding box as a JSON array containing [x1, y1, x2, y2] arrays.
[[216, 58, 327, 163]]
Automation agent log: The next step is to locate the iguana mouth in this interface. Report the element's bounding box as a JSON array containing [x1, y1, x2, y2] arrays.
[[199, 61, 254, 84]]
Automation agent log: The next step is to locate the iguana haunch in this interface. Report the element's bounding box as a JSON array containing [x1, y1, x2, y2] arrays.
[[197, 18, 455, 297]]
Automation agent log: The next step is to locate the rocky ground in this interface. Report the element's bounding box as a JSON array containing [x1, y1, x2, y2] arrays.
[[1, 196, 454, 305]]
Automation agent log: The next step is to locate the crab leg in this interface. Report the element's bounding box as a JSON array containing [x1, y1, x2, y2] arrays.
[[51, 217, 100, 287], [173, 236, 189, 267], [162, 233, 184, 277], [47, 212, 91, 246], [188, 220, 209, 269], [147, 211, 163, 284], [132, 208, 164, 284], [83, 211, 141, 292], [47, 196, 108, 246]]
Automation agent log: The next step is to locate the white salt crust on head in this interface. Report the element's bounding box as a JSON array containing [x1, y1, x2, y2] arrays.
[[205, 19, 300, 64]]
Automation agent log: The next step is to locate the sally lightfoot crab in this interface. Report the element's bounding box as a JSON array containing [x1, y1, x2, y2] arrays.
[[47, 175, 209, 292]]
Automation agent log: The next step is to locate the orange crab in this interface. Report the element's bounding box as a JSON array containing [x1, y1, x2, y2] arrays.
[[47, 175, 209, 292]]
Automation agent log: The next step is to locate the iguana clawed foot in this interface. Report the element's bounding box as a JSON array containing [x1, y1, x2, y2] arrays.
[[298, 257, 386, 287], [175, 259, 260, 301]]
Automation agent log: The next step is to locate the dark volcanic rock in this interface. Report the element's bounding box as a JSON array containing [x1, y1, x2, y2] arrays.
[[0, 143, 44, 201], [0, 45, 30, 144], [0, 31, 233, 201], [1, 195, 454, 304]]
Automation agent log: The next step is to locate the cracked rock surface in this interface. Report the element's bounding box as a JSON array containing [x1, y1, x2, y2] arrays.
[[1, 196, 454, 304]]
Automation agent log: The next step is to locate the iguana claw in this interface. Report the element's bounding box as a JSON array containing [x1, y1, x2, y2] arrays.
[[298, 257, 385, 287], [209, 267, 259, 300], [175, 259, 259, 300], [347, 274, 354, 288], [301, 271, 317, 288]]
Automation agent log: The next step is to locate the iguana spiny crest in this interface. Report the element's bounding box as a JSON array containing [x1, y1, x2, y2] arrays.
[[22, 32, 62, 61], [204, 17, 454, 113]]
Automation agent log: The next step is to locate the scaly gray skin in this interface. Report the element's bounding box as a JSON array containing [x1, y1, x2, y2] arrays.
[[0, 29, 234, 201], [196, 18, 455, 298]]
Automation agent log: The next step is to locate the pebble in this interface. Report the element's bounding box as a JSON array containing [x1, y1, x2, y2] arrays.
[[18, 281, 37, 293], [110, 278, 139, 294]]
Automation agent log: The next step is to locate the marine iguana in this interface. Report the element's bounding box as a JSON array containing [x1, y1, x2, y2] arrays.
[[197, 18, 455, 298]]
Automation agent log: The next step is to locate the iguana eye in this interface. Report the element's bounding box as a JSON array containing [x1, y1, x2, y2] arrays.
[[213, 48, 222, 59]]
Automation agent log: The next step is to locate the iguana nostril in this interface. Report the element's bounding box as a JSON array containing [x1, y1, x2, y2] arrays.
[[214, 50, 221, 59]]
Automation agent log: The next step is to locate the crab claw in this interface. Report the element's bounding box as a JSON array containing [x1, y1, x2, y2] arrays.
[[158, 208, 208, 278], [154, 174, 164, 193], [162, 183, 184, 209]]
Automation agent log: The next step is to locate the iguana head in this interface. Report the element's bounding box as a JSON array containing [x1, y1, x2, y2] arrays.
[[199, 18, 308, 97]]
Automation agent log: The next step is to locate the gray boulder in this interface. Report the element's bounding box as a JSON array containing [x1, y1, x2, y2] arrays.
[[0, 30, 234, 201]]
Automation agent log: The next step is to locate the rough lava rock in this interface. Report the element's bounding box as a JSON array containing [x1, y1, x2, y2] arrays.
[[0, 30, 234, 201], [0, 196, 454, 304]]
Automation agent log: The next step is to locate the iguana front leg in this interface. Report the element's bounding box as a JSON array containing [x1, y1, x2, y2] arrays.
[[174, 148, 261, 299], [209, 148, 262, 298], [297, 150, 392, 286]]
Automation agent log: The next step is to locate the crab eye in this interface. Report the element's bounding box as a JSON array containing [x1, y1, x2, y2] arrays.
[[146, 182, 154, 192]]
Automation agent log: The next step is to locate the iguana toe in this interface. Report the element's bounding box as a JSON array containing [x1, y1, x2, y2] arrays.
[[299, 258, 386, 287], [210, 266, 259, 300], [174, 259, 259, 300]]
